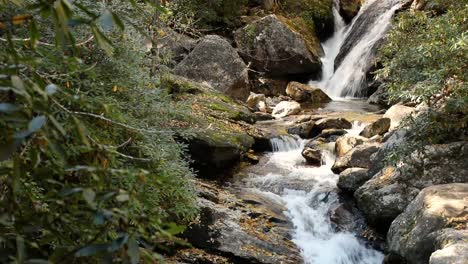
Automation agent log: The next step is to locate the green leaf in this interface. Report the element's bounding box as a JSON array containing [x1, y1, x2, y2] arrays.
[[108, 234, 128, 252], [111, 12, 125, 30], [98, 10, 114, 31], [28, 116, 47, 133], [25, 259, 51, 264], [128, 236, 140, 264], [91, 25, 114, 55], [11, 75, 24, 90], [93, 211, 105, 225], [83, 188, 96, 208], [115, 193, 129, 202], [59, 187, 83, 197], [16, 235, 25, 263], [0, 103, 19, 113], [75, 244, 109, 257]]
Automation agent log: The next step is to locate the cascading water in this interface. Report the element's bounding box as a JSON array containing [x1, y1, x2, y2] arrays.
[[244, 129, 384, 264], [310, 0, 402, 98]]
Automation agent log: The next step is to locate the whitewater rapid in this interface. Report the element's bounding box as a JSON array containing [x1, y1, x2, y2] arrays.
[[244, 124, 383, 264]]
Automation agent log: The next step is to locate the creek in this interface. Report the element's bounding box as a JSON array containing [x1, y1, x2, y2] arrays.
[[234, 0, 404, 262]]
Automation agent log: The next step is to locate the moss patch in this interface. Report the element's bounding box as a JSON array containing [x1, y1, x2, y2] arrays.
[[280, 0, 334, 40]]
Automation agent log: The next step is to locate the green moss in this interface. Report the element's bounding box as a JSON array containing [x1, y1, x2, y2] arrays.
[[281, 0, 334, 39]]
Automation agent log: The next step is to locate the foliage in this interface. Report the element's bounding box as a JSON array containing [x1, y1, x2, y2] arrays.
[[281, 0, 334, 39], [376, 3, 468, 162], [163, 0, 248, 35], [0, 0, 198, 262]]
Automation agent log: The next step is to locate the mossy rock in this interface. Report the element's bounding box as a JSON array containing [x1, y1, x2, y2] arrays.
[[164, 74, 263, 178], [281, 0, 334, 40], [278, 16, 324, 58]]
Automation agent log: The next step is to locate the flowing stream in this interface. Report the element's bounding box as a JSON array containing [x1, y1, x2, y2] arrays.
[[310, 0, 402, 98], [243, 124, 384, 264], [239, 1, 406, 262]]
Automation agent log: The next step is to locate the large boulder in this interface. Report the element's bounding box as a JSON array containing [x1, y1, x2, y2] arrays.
[[311, 117, 353, 138], [387, 184, 468, 264], [183, 183, 301, 263], [251, 77, 288, 96], [154, 29, 196, 68], [234, 15, 322, 77], [383, 105, 416, 130], [356, 142, 468, 230], [430, 229, 468, 264], [187, 131, 255, 178], [339, 0, 363, 23], [174, 35, 250, 100], [367, 84, 388, 105], [331, 143, 380, 174], [355, 166, 420, 230], [286, 82, 331, 103], [272, 100, 301, 118], [337, 168, 371, 193], [359, 118, 391, 138]]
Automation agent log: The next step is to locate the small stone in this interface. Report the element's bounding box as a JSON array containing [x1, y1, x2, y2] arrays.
[[272, 101, 301, 118], [287, 121, 315, 138], [286, 81, 331, 103]]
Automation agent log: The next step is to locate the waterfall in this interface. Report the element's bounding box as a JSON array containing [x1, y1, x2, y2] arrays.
[[309, 0, 402, 99]]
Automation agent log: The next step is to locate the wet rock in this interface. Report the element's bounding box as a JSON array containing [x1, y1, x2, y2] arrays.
[[337, 168, 371, 193], [234, 15, 321, 77], [383, 105, 416, 130], [251, 77, 288, 96], [387, 184, 468, 264], [302, 148, 323, 166], [285, 81, 331, 103], [367, 84, 388, 106], [174, 35, 250, 100], [254, 112, 275, 121], [316, 117, 353, 131], [183, 183, 300, 264], [246, 92, 265, 108], [246, 92, 268, 112], [301, 138, 329, 166], [315, 129, 348, 142], [359, 118, 391, 138], [355, 166, 420, 230], [154, 29, 196, 67], [310, 117, 352, 138], [187, 131, 255, 179], [335, 134, 367, 157], [339, 0, 363, 23], [357, 142, 468, 231], [272, 100, 301, 118], [331, 143, 380, 173], [287, 121, 315, 138]]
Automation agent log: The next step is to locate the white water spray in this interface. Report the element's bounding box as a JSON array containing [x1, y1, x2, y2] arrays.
[[246, 130, 383, 264], [310, 0, 402, 99]]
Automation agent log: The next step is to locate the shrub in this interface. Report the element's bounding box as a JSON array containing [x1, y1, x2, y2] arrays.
[[376, 3, 467, 161], [0, 0, 197, 262]]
